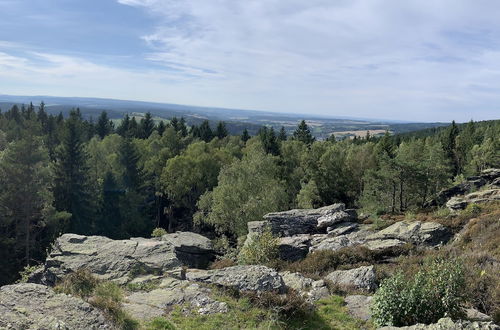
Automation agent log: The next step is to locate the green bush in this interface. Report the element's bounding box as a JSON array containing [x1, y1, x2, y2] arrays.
[[151, 227, 167, 238], [16, 265, 41, 283], [371, 258, 465, 327], [146, 317, 176, 329], [238, 229, 279, 265], [461, 203, 482, 217]]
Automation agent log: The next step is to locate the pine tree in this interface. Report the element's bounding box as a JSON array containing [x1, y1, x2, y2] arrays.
[[157, 121, 166, 136], [259, 127, 280, 155], [278, 126, 287, 141], [198, 120, 214, 142], [119, 137, 142, 190], [117, 114, 131, 137], [139, 112, 155, 139], [241, 128, 250, 142], [96, 111, 113, 139], [293, 120, 315, 144], [179, 117, 188, 137], [215, 121, 228, 139], [53, 110, 93, 234]]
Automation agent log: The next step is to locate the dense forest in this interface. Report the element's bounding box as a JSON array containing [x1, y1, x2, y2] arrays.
[[0, 102, 499, 285]]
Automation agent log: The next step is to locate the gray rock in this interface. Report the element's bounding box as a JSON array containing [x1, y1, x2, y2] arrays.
[[466, 308, 492, 322], [365, 221, 451, 249], [186, 265, 286, 292], [446, 197, 468, 211], [278, 235, 311, 261], [123, 279, 227, 320], [263, 203, 346, 236], [317, 210, 352, 229], [465, 189, 500, 205], [279, 271, 330, 303], [0, 283, 113, 329], [379, 317, 500, 329], [327, 222, 359, 236], [33, 234, 184, 285], [160, 231, 215, 268], [325, 265, 377, 292], [344, 295, 372, 321], [310, 235, 356, 252]]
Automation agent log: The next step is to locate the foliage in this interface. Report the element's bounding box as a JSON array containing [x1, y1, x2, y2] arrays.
[[16, 265, 41, 283], [145, 317, 176, 330], [151, 227, 167, 238], [461, 203, 482, 217], [371, 258, 466, 327], [238, 229, 280, 265], [54, 268, 100, 298]]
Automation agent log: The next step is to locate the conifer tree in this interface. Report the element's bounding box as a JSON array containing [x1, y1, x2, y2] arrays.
[[241, 128, 250, 142], [278, 126, 287, 141], [96, 111, 114, 139], [293, 120, 315, 144], [53, 110, 93, 234], [198, 120, 214, 142], [215, 121, 228, 139], [139, 112, 155, 139]]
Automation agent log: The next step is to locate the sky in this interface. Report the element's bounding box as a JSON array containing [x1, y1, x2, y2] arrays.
[[1, 1, 500, 122]]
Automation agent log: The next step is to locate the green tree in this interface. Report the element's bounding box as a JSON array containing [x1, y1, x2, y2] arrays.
[[293, 120, 315, 145], [278, 126, 287, 141], [215, 121, 228, 139], [139, 112, 155, 139], [195, 148, 287, 237], [241, 128, 250, 143], [53, 110, 94, 234], [96, 111, 114, 139]]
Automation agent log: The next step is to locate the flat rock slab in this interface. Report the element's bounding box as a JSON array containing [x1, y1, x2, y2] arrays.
[[186, 265, 286, 292], [325, 265, 377, 292], [123, 279, 227, 320], [0, 283, 113, 330], [36, 234, 183, 285], [344, 295, 372, 321], [365, 221, 451, 248]]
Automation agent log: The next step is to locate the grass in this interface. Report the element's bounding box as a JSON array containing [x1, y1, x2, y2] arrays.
[[55, 269, 139, 329], [150, 293, 372, 330], [126, 279, 161, 292]]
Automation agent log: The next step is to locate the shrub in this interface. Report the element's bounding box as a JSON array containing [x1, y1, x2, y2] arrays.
[[238, 229, 279, 265], [461, 203, 482, 217], [54, 268, 100, 298], [371, 258, 465, 327], [91, 282, 139, 329], [151, 227, 167, 238], [16, 265, 40, 283]]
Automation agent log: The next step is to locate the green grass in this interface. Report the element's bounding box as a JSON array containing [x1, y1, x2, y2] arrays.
[[149, 294, 372, 330]]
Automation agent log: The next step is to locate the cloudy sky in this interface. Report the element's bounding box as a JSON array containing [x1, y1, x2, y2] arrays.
[[1, 0, 500, 121]]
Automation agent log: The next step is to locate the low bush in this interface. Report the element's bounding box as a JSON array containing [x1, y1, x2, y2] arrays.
[[238, 229, 279, 265], [54, 268, 100, 298], [151, 227, 167, 238], [146, 317, 176, 329], [371, 258, 465, 327]]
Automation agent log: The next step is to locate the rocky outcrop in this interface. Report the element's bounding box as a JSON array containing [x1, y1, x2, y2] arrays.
[[447, 189, 500, 211], [262, 203, 351, 237], [31, 233, 214, 285], [365, 221, 451, 250], [428, 168, 500, 208], [379, 317, 500, 329], [123, 279, 227, 320], [279, 271, 330, 302], [160, 231, 215, 268], [344, 295, 372, 321], [186, 265, 286, 292], [0, 283, 113, 329], [325, 266, 377, 292], [310, 226, 372, 252]]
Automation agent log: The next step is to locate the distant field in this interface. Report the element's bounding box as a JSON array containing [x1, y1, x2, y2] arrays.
[[332, 129, 388, 138]]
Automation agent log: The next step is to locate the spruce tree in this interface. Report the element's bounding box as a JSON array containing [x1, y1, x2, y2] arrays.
[[117, 114, 131, 137], [139, 112, 155, 139], [293, 120, 315, 144], [198, 120, 214, 142], [215, 121, 228, 139], [96, 111, 113, 139], [278, 126, 287, 141], [241, 128, 250, 142], [53, 110, 93, 234], [157, 121, 166, 136]]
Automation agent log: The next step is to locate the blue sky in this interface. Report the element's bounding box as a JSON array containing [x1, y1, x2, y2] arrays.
[[1, 0, 500, 122]]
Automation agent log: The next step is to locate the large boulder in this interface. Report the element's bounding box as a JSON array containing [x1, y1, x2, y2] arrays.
[[365, 221, 451, 250], [379, 317, 500, 329], [32, 233, 214, 285], [186, 265, 286, 292], [123, 279, 227, 320], [161, 231, 215, 268], [446, 189, 500, 211], [0, 283, 113, 329], [325, 265, 377, 292], [279, 271, 330, 303], [263, 203, 346, 236]]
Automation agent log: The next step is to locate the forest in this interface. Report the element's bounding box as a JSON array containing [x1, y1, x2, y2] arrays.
[[0, 102, 499, 286]]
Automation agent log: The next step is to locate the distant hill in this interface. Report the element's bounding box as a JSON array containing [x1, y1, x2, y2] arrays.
[[0, 95, 449, 138]]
